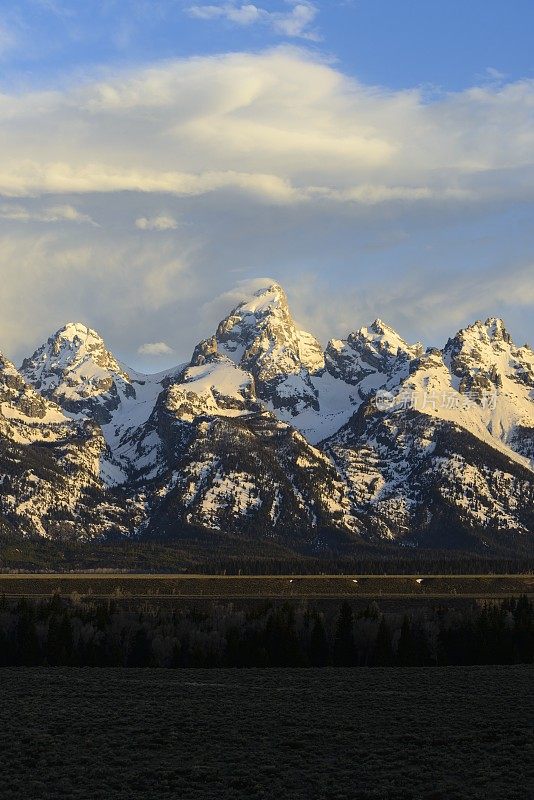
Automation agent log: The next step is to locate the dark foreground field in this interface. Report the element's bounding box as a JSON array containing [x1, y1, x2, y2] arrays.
[[1, 573, 533, 599], [0, 666, 532, 800]]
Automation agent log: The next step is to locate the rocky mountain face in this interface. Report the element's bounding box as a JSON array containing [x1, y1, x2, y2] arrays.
[[325, 319, 423, 388], [147, 412, 359, 541], [326, 375, 534, 545], [191, 284, 327, 423], [443, 318, 534, 464], [20, 323, 137, 424], [0, 353, 138, 539], [2, 283, 534, 553]]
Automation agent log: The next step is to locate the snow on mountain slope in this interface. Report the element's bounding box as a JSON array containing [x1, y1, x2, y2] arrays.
[[0, 354, 138, 539], [328, 405, 534, 542], [103, 357, 258, 485], [0, 352, 71, 444], [145, 411, 360, 539], [381, 348, 532, 469], [165, 358, 258, 421], [5, 283, 534, 548], [325, 346, 534, 541], [444, 318, 534, 465], [191, 283, 326, 419], [97, 365, 186, 485], [271, 370, 357, 444], [21, 323, 138, 424], [0, 432, 139, 540], [325, 319, 423, 389]]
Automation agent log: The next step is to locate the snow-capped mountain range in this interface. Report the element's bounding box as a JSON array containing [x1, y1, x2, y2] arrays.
[[1, 282, 533, 553]]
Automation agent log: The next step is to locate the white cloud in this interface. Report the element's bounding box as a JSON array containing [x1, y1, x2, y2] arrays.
[[186, 2, 320, 40], [0, 204, 96, 225], [0, 49, 533, 363], [272, 3, 318, 39], [135, 214, 180, 230], [188, 3, 262, 24], [137, 341, 175, 356], [0, 49, 532, 209]]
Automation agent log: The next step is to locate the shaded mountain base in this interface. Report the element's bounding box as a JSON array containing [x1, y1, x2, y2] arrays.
[[1, 526, 533, 573]]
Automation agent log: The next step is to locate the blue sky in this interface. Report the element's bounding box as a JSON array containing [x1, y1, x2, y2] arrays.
[[0, 1, 533, 367], [2, 1, 533, 91]]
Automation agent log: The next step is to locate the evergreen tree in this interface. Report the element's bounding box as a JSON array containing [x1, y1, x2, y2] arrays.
[[333, 602, 355, 666], [46, 612, 74, 666], [309, 615, 330, 667], [0, 628, 8, 667], [16, 605, 40, 666], [397, 615, 416, 667], [512, 595, 534, 663], [127, 628, 153, 667], [170, 641, 182, 669], [371, 617, 393, 667], [264, 606, 304, 667]]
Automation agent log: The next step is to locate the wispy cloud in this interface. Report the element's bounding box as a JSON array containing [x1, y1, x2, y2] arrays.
[[279, 260, 534, 354], [186, 2, 320, 41], [135, 214, 180, 231], [0, 204, 96, 225], [0, 230, 196, 362]]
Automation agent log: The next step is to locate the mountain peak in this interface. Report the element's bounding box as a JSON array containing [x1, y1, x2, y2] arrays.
[[190, 280, 325, 417], [234, 282, 288, 316], [325, 319, 422, 387], [22, 321, 126, 377], [20, 323, 135, 423], [456, 317, 513, 345], [483, 317, 512, 343], [45, 322, 113, 357], [193, 280, 324, 376], [444, 315, 534, 408], [58, 321, 100, 338], [369, 318, 389, 332], [358, 319, 422, 359]]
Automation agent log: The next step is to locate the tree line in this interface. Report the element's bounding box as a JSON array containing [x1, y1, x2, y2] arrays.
[[1, 594, 533, 668], [2, 529, 533, 575]]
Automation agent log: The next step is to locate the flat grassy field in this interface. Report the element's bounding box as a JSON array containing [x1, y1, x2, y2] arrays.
[[0, 666, 532, 799], [0, 573, 532, 599]]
